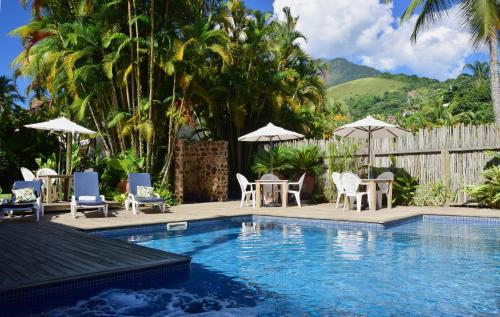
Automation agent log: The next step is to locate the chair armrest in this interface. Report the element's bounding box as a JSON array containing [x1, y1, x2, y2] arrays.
[[154, 193, 162, 199], [248, 183, 256, 190], [71, 195, 76, 203], [100, 195, 106, 202]]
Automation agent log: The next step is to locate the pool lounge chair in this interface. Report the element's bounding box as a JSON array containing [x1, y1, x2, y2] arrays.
[[236, 173, 255, 208], [71, 172, 108, 218], [1, 180, 43, 221], [126, 173, 165, 214]]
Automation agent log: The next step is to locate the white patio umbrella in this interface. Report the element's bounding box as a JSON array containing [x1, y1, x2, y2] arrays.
[[333, 115, 410, 178], [25, 117, 96, 175], [238, 122, 304, 174]]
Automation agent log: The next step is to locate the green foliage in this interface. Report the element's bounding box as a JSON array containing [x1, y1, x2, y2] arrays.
[[154, 182, 176, 206], [250, 145, 324, 178], [250, 146, 293, 176], [110, 191, 126, 205], [392, 171, 419, 206], [101, 150, 144, 195], [466, 151, 500, 208], [287, 145, 324, 177], [324, 141, 362, 201], [107, 150, 145, 180], [413, 183, 453, 207], [35, 153, 58, 170]]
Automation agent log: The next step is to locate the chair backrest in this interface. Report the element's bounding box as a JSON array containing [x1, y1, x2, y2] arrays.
[[36, 168, 57, 177], [36, 168, 58, 185], [341, 172, 362, 195], [73, 172, 100, 198], [12, 180, 43, 201], [296, 173, 306, 192], [20, 167, 36, 181], [236, 173, 250, 192], [376, 171, 394, 193], [84, 168, 94, 172], [332, 172, 343, 192], [128, 173, 152, 196], [261, 173, 279, 193]]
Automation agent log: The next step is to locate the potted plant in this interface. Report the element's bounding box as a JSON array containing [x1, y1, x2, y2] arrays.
[[287, 145, 324, 199], [106, 150, 145, 193], [250, 146, 293, 178]]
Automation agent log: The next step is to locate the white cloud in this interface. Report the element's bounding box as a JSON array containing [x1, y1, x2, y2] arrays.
[[273, 0, 481, 80]]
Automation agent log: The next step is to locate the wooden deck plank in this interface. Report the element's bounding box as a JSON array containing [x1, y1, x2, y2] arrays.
[[0, 221, 190, 293]]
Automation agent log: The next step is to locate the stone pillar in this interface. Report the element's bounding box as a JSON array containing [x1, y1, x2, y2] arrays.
[[174, 140, 228, 203]]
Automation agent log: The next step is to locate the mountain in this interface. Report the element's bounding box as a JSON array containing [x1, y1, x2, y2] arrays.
[[323, 58, 381, 86]]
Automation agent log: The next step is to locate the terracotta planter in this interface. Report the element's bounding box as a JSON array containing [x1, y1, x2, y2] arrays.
[[118, 180, 129, 194], [301, 173, 316, 199]]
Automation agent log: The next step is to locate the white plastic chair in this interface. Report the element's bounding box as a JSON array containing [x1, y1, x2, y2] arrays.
[[376, 171, 394, 209], [261, 173, 281, 204], [288, 173, 306, 207], [36, 168, 58, 200], [341, 172, 367, 212], [20, 167, 36, 181], [236, 173, 255, 208], [332, 172, 345, 208]]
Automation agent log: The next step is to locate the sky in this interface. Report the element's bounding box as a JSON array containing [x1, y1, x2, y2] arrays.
[[0, 0, 489, 102]]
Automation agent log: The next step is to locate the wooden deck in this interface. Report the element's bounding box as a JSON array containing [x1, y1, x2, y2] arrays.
[[0, 221, 190, 294]]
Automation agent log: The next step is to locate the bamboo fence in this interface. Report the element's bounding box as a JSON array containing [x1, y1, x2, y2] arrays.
[[285, 123, 500, 204]]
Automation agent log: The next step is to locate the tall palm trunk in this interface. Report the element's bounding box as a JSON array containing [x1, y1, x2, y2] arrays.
[[488, 33, 500, 125], [146, 0, 155, 171], [132, 0, 143, 157]]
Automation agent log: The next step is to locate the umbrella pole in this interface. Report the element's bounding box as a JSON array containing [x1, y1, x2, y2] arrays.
[[270, 140, 275, 204], [368, 128, 372, 179], [66, 132, 73, 175]]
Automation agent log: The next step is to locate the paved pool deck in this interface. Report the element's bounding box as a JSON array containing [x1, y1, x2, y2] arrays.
[[28, 201, 500, 230]]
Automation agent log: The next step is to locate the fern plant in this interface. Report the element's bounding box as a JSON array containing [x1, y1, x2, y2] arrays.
[[466, 152, 500, 208]]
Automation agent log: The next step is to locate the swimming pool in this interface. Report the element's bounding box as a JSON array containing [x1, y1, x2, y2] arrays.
[[46, 215, 500, 316]]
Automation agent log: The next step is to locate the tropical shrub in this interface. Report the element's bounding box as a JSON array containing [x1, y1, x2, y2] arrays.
[[110, 191, 127, 205], [154, 182, 176, 206], [101, 150, 144, 195], [392, 171, 419, 206], [250, 146, 293, 176], [466, 151, 500, 208], [324, 141, 361, 202], [287, 145, 324, 178], [413, 182, 453, 207]]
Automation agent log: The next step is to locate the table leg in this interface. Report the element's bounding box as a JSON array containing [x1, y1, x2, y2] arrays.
[[46, 177, 52, 204], [282, 183, 288, 208], [64, 178, 70, 201], [369, 181, 377, 211], [256, 183, 261, 208], [387, 181, 393, 209]]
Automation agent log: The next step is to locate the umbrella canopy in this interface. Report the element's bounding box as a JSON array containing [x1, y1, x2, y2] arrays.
[[238, 123, 304, 174], [25, 117, 96, 135], [238, 123, 304, 142], [334, 115, 410, 177], [333, 115, 408, 139], [25, 117, 96, 175]]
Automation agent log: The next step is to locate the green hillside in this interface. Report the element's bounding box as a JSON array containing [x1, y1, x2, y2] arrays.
[[323, 58, 381, 86], [327, 77, 404, 101]]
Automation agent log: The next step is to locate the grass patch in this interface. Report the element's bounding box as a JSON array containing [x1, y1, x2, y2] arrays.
[[327, 77, 404, 101]]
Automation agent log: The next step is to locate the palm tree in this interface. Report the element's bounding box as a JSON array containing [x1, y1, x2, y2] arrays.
[[463, 61, 490, 81], [0, 76, 24, 113], [392, 0, 500, 124]]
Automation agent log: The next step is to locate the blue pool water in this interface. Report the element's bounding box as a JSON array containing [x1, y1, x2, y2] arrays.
[[47, 216, 500, 316]]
